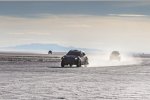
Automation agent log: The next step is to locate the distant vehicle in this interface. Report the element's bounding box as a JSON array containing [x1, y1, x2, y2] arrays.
[[61, 50, 89, 67], [48, 50, 52, 54], [110, 51, 121, 61]]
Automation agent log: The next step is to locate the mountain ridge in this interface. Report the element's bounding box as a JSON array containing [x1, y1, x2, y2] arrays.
[[2, 43, 101, 52]]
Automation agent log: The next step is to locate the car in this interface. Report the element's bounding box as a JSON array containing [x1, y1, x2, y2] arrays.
[[48, 50, 52, 54], [61, 50, 89, 67], [109, 51, 121, 61]]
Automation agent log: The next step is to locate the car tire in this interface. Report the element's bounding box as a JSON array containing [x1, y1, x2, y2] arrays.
[[61, 61, 64, 67], [77, 60, 81, 67], [85, 57, 89, 65]]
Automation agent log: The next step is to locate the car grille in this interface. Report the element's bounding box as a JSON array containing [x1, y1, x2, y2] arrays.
[[64, 57, 76, 64]]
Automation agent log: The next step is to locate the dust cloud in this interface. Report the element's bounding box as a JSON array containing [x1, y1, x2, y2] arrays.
[[88, 52, 141, 67]]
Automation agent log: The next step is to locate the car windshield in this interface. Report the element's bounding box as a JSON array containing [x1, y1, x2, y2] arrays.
[[111, 51, 120, 55], [67, 51, 81, 56]]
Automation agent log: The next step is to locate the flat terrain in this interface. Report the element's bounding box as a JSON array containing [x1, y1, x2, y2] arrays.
[[0, 52, 150, 100]]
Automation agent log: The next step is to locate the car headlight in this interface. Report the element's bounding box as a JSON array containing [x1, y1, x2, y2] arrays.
[[75, 57, 78, 60]]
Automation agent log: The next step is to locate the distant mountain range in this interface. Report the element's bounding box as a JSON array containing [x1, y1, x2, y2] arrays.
[[1, 43, 101, 53]]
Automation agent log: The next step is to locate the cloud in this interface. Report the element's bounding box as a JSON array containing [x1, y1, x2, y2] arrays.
[[108, 14, 148, 17]]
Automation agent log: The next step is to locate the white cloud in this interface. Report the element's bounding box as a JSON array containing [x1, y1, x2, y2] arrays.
[[108, 14, 148, 17]]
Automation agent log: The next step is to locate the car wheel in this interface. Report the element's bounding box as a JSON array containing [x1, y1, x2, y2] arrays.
[[85, 57, 89, 65], [61, 61, 64, 67], [77, 60, 81, 67]]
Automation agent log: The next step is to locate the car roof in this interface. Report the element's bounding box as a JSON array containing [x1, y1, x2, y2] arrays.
[[69, 50, 85, 53], [70, 50, 80, 52]]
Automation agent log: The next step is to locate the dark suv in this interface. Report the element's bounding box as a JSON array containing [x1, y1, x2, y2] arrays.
[[61, 50, 89, 67]]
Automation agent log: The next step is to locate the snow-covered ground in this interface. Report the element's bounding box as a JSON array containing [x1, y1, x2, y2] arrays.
[[0, 53, 150, 100]]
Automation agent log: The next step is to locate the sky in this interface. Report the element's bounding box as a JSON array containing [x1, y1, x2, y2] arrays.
[[0, 1, 150, 52]]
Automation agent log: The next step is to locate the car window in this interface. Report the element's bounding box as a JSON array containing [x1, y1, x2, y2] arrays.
[[67, 51, 81, 56]]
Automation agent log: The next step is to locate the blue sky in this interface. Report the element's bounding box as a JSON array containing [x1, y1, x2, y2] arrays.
[[0, 1, 150, 17], [0, 1, 150, 52]]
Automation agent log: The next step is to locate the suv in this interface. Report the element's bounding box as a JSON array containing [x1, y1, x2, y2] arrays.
[[110, 51, 121, 61], [61, 50, 89, 67]]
